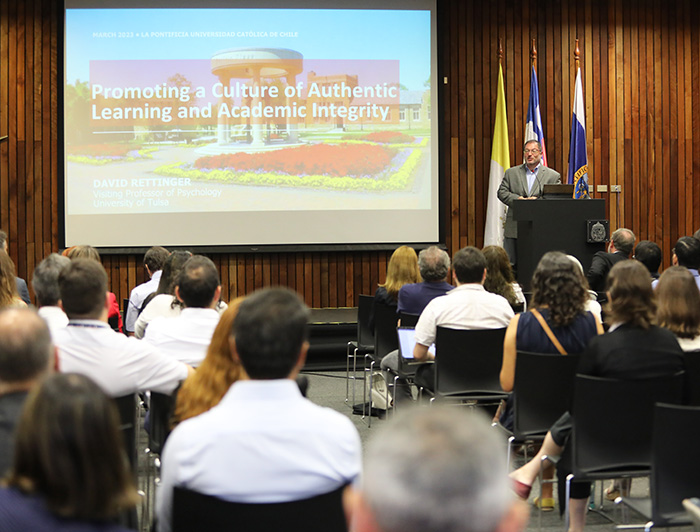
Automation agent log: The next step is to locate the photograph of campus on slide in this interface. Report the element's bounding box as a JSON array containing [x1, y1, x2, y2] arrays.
[[65, 8, 434, 215]]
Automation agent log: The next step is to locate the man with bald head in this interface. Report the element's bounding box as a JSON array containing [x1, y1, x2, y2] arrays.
[[0, 308, 55, 475]]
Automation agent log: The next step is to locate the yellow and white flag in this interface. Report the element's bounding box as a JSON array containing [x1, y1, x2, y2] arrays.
[[484, 64, 510, 246]]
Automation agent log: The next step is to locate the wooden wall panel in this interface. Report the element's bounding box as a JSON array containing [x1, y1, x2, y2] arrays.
[[1, 0, 700, 308]]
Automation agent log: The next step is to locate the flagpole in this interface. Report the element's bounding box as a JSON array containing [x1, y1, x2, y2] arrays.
[[531, 39, 537, 72], [574, 38, 580, 72], [484, 38, 510, 247]]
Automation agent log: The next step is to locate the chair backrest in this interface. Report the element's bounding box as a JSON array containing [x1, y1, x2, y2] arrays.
[[172, 485, 349, 532], [113, 394, 137, 471], [683, 350, 700, 406], [373, 303, 398, 360], [570, 373, 684, 476], [107, 314, 120, 332], [651, 403, 700, 522], [512, 351, 580, 438], [149, 392, 175, 455], [357, 295, 374, 350], [398, 312, 420, 327], [434, 327, 507, 396]]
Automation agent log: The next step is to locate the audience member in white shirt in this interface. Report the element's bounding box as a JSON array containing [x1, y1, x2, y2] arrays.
[[53, 259, 192, 397], [125, 246, 169, 334], [144, 255, 223, 367]]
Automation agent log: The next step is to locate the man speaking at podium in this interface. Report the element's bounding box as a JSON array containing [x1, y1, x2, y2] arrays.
[[497, 140, 561, 265]]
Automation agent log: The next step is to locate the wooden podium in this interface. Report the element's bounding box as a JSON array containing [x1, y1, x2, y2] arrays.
[[512, 198, 606, 290]]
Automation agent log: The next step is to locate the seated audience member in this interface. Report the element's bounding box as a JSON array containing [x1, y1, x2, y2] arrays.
[[136, 251, 227, 339], [380, 246, 452, 402], [125, 246, 169, 335], [0, 373, 138, 532], [483, 245, 526, 311], [634, 240, 662, 280], [498, 252, 602, 510], [345, 406, 528, 532], [368, 245, 421, 332], [656, 266, 700, 351], [0, 251, 27, 309], [654, 236, 700, 290], [31, 253, 71, 335], [396, 246, 452, 315], [0, 309, 54, 476], [65, 245, 123, 332], [509, 260, 683, 532], [412, 247, 514, 391], [144, 255, 223, 367], [157, 287, 362, 532], [566, 255, 603, 322], [173, 298, 245, 426], [0, 230, 30, 305], [586, 227, 635, 296], [53, 259, 191, 397]]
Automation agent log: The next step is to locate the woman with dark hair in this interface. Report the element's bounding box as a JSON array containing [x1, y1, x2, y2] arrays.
[[64, 245, 123, 332], [0, 373, 139, 531], [173, 297, 246, 425], [656, 266, 700, 351], [368, 245, 421, 331], [483, 245, 525, 310], [509, 260, 684, 531], [499, 251, 602, 510], [134, 251, 227, 338], [500, 251, 602, 393]]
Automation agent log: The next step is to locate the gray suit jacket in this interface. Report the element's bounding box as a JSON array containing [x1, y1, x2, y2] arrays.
[[497, 164, 561, 238]]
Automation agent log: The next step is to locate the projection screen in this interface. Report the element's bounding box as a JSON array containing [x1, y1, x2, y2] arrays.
[[63, 0, 439, 248]]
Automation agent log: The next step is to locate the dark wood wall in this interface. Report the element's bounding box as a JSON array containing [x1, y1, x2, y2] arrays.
[[1, 0, 698, 307]]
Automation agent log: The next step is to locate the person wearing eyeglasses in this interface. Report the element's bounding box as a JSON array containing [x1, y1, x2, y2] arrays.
[[497, 140, 561, 265]]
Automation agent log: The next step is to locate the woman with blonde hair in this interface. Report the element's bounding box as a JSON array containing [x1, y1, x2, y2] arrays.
[[173, 297, 246, 425], [656, 265, 700, 351], [368, 246, 421, 331], [0, 373, 138, 531], [0, 251, 26, 309]]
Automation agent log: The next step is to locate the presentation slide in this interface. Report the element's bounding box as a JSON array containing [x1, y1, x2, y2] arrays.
[[63, 0, 439, 248]]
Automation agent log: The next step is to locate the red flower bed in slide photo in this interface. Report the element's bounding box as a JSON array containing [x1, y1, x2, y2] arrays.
[[362, 131, 415, 144], [194, 143, 398, 177]]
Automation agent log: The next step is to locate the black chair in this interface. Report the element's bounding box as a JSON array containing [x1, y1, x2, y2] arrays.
[[114, 393, 138, 471], [345, 295, 374, 406], [564, 373, 685, 527], [113, 394, 139, 529], [398, 311, 420, 327], [149, 392, 175, 456], [616, 403, 700, 530], [363, 302, 398, 425], [682, 350, 700, 406], [431, 327, 508, 403], [372, 302, 399, 361], [172, 484, 349, 532], [144, 392, 175, 527], [122, 297, 130, 321], [506, 351, 581, 470], [107, 314, 121, 332]]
